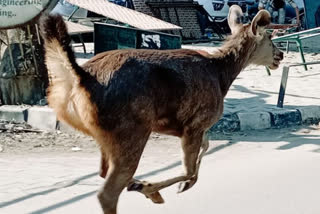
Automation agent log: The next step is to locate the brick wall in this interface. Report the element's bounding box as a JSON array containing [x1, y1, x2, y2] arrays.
[[132, 0, 204, 40], [132, 0, 153, 16], [175, 7, 203, 39]]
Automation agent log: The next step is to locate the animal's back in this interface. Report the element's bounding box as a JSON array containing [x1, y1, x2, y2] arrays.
[[82, 48, 211, 83], [81, 49, 223, 135]]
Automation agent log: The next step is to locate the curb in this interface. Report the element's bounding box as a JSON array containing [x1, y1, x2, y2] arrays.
[[0, 105, 28, 123], [1, 105, 320, 132], [0, 105, 73, 132], [211, 106, 319, 132]]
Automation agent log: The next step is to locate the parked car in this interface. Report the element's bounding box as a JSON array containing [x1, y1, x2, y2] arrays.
[[196, 0, 229, 22]]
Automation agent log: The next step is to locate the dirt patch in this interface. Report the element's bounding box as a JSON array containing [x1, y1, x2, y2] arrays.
[[0, 122, 180, 156], [0, 129, 97, 154]]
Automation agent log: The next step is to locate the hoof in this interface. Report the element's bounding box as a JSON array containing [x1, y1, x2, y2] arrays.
[[177, 177, 197, 193], [127, 180, 165, 204], [146, 191, 165, 204], [127, 181, 144, 191], [177, 181, 190, 193]]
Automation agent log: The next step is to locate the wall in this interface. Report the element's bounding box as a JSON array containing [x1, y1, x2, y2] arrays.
[[132, 0, 204, 40]]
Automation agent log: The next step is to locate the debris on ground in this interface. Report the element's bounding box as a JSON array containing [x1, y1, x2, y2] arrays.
[[0, 120, 41, 133], [71, 146, 82, 152], [0, 121, 97, 154]]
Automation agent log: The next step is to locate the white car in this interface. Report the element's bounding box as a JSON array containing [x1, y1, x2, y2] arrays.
[[195, 0, 250, 25], [196, 0, 229, 18]]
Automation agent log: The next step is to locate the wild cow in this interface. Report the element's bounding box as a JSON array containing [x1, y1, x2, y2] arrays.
[[39, 5, 283, 214]]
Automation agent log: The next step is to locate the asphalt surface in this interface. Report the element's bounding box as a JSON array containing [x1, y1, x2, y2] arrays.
[[1, 126, 320, 214]]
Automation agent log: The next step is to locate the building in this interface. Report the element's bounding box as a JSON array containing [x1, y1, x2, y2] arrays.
[[132, 0, 207, 40]]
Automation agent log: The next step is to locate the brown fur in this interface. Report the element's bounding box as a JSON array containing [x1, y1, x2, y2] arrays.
[[40, 6, 283, 214]]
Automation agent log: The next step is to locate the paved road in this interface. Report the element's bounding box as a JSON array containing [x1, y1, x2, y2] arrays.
[[1, 126, 320, 214]]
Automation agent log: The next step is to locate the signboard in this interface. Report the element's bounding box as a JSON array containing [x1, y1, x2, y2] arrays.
[[0, 0, 58, 29], [94, 23, 181, 55]]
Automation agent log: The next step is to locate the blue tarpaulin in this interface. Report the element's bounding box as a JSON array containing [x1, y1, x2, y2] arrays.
[[304, 0, 320, 29]]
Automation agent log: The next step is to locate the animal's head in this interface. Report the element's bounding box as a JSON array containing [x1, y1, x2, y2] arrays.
[[228, 5, 283, 69]]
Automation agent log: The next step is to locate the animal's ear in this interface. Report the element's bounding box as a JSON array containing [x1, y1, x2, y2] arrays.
[[250, 10, 271, 36], [227, 5, 244, 34]]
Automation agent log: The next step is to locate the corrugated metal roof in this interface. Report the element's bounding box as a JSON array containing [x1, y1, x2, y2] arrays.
[[66, 21, 93, 34], [66, 0, 182, 31]]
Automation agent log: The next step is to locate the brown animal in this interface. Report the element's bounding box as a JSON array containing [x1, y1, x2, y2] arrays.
[[39, 5, 283, 214]]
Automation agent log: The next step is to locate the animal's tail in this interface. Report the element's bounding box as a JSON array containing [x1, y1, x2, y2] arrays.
[[39, 13, 88, 84], [39, 14, 98, 135]]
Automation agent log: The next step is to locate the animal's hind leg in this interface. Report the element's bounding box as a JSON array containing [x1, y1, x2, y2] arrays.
[[97, 129, 150, 214], [178, 130, 208, 193], [128, 130, 207, 201], [197, 137, 209, 174], [128, 175, 187, 203]]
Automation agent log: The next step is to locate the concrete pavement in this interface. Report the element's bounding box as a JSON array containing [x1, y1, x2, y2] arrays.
[[1, 126, 320, 214]]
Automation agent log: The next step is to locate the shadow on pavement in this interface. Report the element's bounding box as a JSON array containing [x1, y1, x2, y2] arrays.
[[28, 190, 98, 214], [0, 172, 98, 209], [208, 125, 320, 152], [225, 85, 271, 114], [135, 141, 236, 180], [254, 89, 320, 101]]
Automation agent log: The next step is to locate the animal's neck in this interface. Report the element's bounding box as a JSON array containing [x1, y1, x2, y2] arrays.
[[213, 33, 256, 97]]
